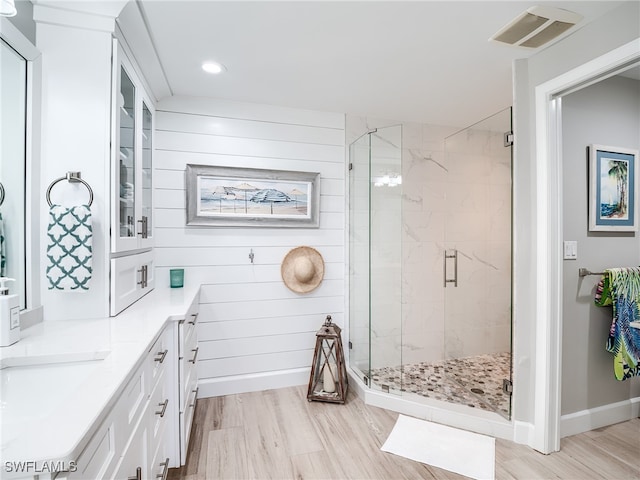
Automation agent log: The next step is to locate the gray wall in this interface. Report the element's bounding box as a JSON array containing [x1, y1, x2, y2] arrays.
[[512, 0, 640, 426], [561, 75, 640, 415]]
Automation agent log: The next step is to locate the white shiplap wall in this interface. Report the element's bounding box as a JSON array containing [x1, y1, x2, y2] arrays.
[[154, 96, 345, 397]]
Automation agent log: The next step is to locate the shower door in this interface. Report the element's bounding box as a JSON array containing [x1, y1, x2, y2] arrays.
[[349, 125, 403, 393], [349, 132, 371, 380], [443, 108, 513, 419]]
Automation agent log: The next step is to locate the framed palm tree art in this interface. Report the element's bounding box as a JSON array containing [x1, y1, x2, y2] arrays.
[[589, 145, 639, 232]]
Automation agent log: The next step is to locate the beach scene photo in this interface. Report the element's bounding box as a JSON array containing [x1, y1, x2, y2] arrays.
[[197, 175, 312, 218]]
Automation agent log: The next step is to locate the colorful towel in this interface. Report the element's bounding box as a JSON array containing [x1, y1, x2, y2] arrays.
[[594, 268, 640, 380], [46, 204, 92, 291]]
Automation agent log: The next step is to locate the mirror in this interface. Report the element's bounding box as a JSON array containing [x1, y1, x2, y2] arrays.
[[0, 37, 27, 310]]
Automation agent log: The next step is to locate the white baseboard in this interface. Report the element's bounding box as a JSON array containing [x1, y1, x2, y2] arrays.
[[560, 397, 640, 438], [513, 420, 535, 446], [197, 368, 310, 398]]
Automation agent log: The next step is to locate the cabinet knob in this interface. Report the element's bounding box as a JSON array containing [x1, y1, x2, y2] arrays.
[[137, 264, 148, 288], [137, 216, 148, 239], [155, 399, 169, 418], [189, 387, 199, 408], [188, 347, 199, 364], [157, 458, 170, 480], [128, 466, 142, 480], [154, 349, 168, 363]]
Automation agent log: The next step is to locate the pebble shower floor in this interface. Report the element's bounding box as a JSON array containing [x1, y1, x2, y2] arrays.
[[370, 352, 511, 418]]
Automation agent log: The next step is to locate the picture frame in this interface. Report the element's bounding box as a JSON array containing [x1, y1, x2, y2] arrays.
[[589, 144, 639, 232], [185, 164, 320, 228]]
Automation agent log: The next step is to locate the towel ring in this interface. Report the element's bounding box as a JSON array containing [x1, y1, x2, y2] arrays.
[[0, 182, 4, 207], [46, 172, 94, 207]]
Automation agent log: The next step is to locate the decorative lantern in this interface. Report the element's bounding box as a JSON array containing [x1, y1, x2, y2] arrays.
[[307, 315, 348, 403]]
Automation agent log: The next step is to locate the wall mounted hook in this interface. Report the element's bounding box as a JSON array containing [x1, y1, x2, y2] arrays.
[[249, 249, 255, 264]]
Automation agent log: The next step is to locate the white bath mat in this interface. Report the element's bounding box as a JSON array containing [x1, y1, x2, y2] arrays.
[[381, 414, 495, 480]]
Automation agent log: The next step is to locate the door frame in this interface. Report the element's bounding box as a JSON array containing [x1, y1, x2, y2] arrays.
[[533, 38, 640, 454]]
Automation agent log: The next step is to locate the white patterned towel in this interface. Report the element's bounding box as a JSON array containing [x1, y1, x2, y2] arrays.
[[46, 204, 92, 291]]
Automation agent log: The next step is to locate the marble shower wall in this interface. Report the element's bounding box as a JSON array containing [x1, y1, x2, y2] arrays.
[[401, 121, 460, 366], [442, 110, 512, 361], [346, 112, 512, 372]]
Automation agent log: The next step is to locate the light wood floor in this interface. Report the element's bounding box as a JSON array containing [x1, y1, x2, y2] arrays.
[[168, 385, 640, 480]]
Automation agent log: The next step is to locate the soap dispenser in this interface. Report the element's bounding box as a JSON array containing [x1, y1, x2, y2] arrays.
[[0, 278, 20, 347]]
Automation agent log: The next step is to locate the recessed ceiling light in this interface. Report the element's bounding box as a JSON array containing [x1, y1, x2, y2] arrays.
[[202, 62, 225, 74]]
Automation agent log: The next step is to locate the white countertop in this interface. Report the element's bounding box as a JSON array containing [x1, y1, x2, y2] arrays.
[[0, 285, 199, 476]]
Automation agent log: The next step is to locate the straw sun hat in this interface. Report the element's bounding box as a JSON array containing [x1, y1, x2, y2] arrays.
[[281, 246, 325, 294]]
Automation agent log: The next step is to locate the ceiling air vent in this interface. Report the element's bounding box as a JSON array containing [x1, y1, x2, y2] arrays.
[[490, 6, 583, 48]]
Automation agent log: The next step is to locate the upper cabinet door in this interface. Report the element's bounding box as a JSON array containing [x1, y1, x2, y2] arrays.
[[111, 41, 154, 254], [116, 61, 137, 250], [138, 98, 154, 249]]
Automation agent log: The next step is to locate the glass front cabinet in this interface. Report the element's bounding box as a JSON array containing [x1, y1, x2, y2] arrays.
[[112, 42, 154, 254], [110, 41, 155, 315]]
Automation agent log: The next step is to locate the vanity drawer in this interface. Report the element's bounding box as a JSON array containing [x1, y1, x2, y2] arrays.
[[180, 330, 198, 410], [120, 362, 147, 430], [147, 329, 170, 390], [68, 418, 118, 480], [148, 367, 169, 449], [180, 382, 198, 463], [181, 363, 197, 413], [182, 313, 198, 351], [180, 309, 198, 356]]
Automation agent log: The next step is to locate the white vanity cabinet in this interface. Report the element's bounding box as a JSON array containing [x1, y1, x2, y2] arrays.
[[64, 325, 174, 480], [110, 39, 156, 316], [146, 330, 172, 480], [0, 287, 201, 480], [177, 292, 200, 465]]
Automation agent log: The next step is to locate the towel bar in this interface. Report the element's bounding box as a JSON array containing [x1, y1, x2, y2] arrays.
[[578, 268, 606, 277], [46, 171, 94, 207]]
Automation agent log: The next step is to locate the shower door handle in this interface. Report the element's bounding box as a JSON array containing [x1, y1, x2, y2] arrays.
[[443, 249, 458, 287]]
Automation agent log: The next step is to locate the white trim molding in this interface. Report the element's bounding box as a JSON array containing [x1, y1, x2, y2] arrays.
[[561, 397, 640, 438], [533, 38, 640, 454], [31, 1, 127, 32], [197, 368, 310, 398]]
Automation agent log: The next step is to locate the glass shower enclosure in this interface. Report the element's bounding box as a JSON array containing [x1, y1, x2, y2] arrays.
[[349, 125, 403, 394], [348, 109, 513, 419]]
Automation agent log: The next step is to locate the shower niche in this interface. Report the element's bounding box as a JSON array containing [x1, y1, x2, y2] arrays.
[[348, 109, 513, 420]]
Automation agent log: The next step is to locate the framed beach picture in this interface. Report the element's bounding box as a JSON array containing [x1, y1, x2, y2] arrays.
[[185, 164, 320, 228], [589, 145, 639, 232]]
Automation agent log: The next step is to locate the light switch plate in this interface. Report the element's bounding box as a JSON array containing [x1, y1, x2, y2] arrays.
[[563, 240, 577, 260]]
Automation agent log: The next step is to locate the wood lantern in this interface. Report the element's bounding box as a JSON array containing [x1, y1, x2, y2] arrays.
[[307, 315, 348, 403]]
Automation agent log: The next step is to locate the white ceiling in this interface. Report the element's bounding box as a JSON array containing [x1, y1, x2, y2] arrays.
[[119, 0, 628, 128]]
